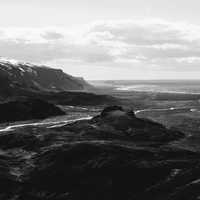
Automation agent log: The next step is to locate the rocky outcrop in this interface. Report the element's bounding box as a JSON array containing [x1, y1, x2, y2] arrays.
[[56, 105, 184, 143]]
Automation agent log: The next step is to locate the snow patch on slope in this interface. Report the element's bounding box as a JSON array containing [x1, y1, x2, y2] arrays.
[[0, 57, 39, 75]]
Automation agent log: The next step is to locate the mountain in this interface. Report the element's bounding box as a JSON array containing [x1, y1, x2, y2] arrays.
[[0, 58, 119, 106], [0, 58, 90, 98]]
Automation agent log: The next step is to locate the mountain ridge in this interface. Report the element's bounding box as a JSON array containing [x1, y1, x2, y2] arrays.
[[0, 58, 90, 96]]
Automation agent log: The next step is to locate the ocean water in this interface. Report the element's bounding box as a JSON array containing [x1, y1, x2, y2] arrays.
[[91, 80, 200, 94]]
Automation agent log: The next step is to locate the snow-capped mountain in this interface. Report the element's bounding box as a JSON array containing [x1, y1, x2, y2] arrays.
[[0, 58, 90, 97]]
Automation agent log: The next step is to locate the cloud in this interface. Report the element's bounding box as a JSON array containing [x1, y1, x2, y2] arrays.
[[1, 19, 200, 75], [41, 31, 64, 40]]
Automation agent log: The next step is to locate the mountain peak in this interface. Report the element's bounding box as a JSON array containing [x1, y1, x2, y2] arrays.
[[0, 57, 36, 67]]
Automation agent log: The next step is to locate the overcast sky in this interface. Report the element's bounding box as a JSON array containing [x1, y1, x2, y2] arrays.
[[1, 0, 200, 80]]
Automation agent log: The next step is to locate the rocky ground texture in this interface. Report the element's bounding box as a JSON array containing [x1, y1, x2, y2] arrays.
[[0, 106, 200, 200]]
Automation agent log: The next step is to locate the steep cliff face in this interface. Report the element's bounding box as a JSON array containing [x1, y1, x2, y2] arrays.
[[0, 58, 89, 96]]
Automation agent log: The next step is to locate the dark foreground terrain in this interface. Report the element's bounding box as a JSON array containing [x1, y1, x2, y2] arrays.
[[0, 106, 200, 200], [0, 98, 65, 123]]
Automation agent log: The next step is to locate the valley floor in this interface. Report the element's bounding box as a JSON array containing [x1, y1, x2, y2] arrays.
[[1, 89, 200, 199]]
